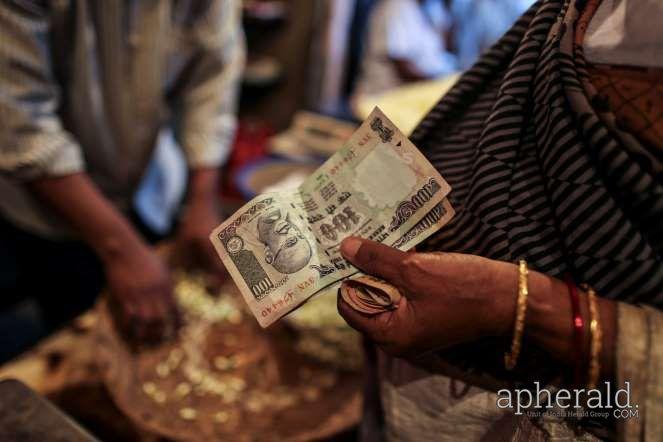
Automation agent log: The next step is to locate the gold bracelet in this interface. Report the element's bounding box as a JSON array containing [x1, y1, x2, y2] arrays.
[[504, 260, 529, 371], [584, 285, 602, 389]]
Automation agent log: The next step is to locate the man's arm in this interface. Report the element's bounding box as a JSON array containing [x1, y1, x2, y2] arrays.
[[30, 174, 146, 263], [173, 0, 246, 276], [174, 0, 245, 169], [0, 2, 176, 342], [29, 174, 179, 342], [0, 1, 84, 180]]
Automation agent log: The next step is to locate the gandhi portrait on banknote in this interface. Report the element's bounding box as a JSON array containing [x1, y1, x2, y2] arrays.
[[257, 209, 312, 274]]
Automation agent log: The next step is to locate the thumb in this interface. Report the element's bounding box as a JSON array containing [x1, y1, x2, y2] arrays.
[[340, 237, 407, 284]]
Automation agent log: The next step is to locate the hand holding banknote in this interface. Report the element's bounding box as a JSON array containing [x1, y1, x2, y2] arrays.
[[210, 108, 454, 327], [336, 237, 522, 357]]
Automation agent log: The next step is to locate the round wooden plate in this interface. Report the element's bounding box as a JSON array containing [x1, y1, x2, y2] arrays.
[[95, 265, 362, 441]]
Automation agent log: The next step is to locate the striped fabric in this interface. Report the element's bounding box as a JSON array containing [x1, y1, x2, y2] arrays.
[[411, 0, 663, 305]]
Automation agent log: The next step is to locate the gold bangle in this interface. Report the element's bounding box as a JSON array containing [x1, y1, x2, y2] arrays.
[[584, 285, 602, 389], [504, 260, 529, 371]]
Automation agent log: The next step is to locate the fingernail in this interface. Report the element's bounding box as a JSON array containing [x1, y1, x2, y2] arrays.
[[341, 237, 362, 260]]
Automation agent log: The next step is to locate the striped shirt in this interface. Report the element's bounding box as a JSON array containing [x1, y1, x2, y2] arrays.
[[0, 0, 245, 237]]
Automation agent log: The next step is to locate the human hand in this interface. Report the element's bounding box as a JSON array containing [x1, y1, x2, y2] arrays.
[[337, 237, 520, 357], [177, 197, 228, 281], [105, 240, 179, 344]]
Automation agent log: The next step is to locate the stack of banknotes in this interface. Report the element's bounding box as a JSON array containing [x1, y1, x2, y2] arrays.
[[339, 275, 402, 314], [210, 108, 454, 327]]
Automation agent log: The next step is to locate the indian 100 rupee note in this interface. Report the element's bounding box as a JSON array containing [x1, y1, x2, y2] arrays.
[[210, 108, 454, 327]]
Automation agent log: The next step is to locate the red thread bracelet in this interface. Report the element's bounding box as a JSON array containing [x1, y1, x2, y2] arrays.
[[565, 275, 584, 386]]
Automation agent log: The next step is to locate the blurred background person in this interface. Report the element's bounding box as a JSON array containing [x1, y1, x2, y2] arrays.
[[353, 0, 458, 100], [450, 0, 534, 70], [0, 0, 245, 361], [351, 0, 532, 102]]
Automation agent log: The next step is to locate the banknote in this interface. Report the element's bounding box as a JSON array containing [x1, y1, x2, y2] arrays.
[[210, 108, 454, 327], [308, 197, 454, 315], [340, 275, 402, 315]]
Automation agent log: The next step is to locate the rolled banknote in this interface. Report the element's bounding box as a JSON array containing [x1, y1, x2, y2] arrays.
[[340, 276, 402, 315], [210, 107, 454, 327]]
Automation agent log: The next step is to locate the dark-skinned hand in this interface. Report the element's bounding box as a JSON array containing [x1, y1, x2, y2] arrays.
[[176, 197, 228, 287], [106, 241, 180, 345], [337, 237, 519, 358]]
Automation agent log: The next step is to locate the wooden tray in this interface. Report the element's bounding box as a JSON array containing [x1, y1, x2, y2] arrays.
[[95, 270, 362, 441]]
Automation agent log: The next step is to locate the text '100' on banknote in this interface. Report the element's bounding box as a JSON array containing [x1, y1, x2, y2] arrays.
[[210, 108, 454, 327]]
